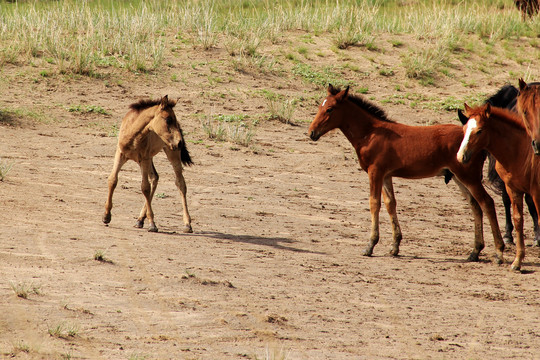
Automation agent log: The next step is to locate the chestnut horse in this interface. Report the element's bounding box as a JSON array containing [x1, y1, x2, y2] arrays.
[[457, 103, 540, 270], [309, 85, 505, 263], [103, 95, 193, 233], [457, 83, 540, 246]]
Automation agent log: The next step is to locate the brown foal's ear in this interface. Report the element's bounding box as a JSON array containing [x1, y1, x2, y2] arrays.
[[519, 78, 527, 91], [485, 103, 491, 118], [463, 103, 472, 115], [335, 86, 350, 102]]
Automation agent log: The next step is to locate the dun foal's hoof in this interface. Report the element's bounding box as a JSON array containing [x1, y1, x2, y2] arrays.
[[103, 213, 111, 224], [467, 252, 480, 262], [183, 225, 193, 233], [134, 220, 144, 229], [148, 225, 158, 233], [389, 247, 399, 257], [510, 264, 521, 272], [362, 248, 373, 257]]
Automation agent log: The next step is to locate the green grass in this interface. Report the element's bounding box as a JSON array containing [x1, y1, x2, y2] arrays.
[[10, 282, 41, 299], [67, 104, 109, 115]]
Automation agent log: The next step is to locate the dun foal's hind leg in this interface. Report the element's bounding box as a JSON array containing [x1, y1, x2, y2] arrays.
[[363, 171, 383, 257], [135, 160, 159, 229], [454, 179, 484, 262], [382, 177, 402, 256], [164, 148, 193, 233], [103, 148, 128, 225], [138, 159, 158, 232]]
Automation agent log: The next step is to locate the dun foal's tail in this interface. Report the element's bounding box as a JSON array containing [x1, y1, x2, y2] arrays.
[[179, 129, 193, 166]]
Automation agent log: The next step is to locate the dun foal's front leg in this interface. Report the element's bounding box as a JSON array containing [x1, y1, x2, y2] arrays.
[[135, 160, 159, 231], [103, 148, 128, 225], [164, 147, 193, 233], [138, 159, 158, 232]]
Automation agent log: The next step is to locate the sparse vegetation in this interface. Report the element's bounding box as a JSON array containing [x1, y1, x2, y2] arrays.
[[47, 322, 79, 339], [201, 114, 255, 146], [0, 157, 14, 181], [94, 249, 113, 264], [10, 281, 41, 299]]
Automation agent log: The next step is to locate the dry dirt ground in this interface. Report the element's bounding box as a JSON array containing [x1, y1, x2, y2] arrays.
[[1, 34, 540, 360]]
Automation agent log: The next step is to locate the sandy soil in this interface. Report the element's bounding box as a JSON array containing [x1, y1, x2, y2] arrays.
[[1, 34, 540, 360]]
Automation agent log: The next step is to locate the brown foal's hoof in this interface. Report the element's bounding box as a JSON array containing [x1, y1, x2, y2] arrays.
[[134, 220, 144, 229], [148, 224, 158, 233], [183, 225, 193, 233], [103, 213, 111, 224]]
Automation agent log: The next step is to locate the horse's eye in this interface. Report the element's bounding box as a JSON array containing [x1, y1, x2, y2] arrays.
[[165, 117, 174, 125], [326, 107, 334, 113], [476, 128, 483, 134]]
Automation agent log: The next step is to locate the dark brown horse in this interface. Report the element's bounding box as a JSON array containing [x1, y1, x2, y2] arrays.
[[308, 85, 505, 263], [103, 95, 193, 233], [457, 103, 540, 271]]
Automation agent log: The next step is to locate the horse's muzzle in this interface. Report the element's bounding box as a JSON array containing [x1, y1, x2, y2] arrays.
[[309, 130, 321, 141], [460, 151, 471, 164]]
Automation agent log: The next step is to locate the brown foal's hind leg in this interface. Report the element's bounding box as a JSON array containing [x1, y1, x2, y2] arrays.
[[138, 159, 158, 232], [363, 171, 383, 257], [135, 160, 159, 229], [164, 148, 193, 233], [464, 181, 505, 264], [454, 179, 484, 262], [382, 177, 402, 256], [103, 148, 128, 225]]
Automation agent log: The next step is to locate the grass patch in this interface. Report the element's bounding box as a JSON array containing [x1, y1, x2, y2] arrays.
[[10, 282, 41, 299], [47, 322, 79, 339], [67, 104, 110, 115], [0, 157, 14, 181]]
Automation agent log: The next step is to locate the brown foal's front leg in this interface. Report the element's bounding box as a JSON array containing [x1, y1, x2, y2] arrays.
[[103, 148, 128, 225], [363, 171, 383, 256], [382, 177, 402, 256], [507, 187, 525, 271]]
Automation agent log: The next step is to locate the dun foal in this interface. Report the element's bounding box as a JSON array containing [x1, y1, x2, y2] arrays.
[[103, 95, 193, 233], [308, 85, 505, 263]]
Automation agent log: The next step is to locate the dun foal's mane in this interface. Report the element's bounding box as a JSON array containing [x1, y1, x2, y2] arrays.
[[129, 98, 177, 112], [329, 86, 395, 123]]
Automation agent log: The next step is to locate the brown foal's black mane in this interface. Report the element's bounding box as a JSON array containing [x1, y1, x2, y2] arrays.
[[129, 98, 176, 112], [329, 86, 395, 123]]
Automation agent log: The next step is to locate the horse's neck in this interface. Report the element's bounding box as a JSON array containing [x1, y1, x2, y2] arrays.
[[338, 105, 381, 149], [487, 114, 531, 168]]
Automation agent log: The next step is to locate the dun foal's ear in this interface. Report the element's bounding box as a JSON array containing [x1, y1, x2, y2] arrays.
[[519, 78, 527, 91], [160, 95, 169, 109], [457, 109, 468, 125]]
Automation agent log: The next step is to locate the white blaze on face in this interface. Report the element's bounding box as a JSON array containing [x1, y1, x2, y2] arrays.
[[457, 118, 477, 162], [322, 99, 327, 107]]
